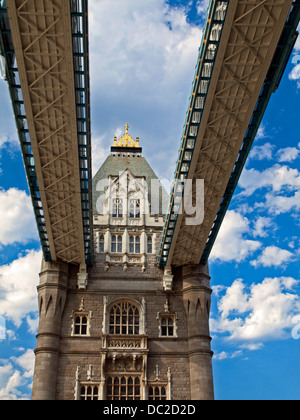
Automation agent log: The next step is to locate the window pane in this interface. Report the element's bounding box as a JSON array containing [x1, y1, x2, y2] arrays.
[[129, 202, 134, 218], [118, 202, 123, 217], [136, 202, 140, 218]]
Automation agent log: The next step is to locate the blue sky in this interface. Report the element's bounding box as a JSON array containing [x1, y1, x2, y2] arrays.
[[0, 0, 299, 400]]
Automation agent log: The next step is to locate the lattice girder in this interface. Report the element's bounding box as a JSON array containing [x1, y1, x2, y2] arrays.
[[6, 0, 86, 264], [166, 0, 293, 267]]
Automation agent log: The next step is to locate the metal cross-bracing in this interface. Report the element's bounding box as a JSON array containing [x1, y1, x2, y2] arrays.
[[158, 0, 300, 268], [0, 0, 93, 266]]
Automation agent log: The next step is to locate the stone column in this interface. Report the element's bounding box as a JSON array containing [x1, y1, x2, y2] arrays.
[[31, 260, 68, 400], [182, 263, 214, 400]]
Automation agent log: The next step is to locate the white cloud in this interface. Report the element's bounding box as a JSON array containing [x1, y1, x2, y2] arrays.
[[251, 246, 294, 268], [26, 315, 39, 335], [212, 277, 300, 342], [0, 363, 23, 400], [264, 190, 300, 215], [240, 343, 264, 351], [210, 210, 261, 263], [239, 164, 300, 197], [0, 188, 38, 246], [88, 0, 203, 179], [0, 250, 41, 327], [290, 29, 300, 87], [252, 217, 276, 238], [249, 142, 274, 161], [276, 145, 300, 163], [92, 134, 109, 176], [213, 343, 264, 361], [218, 279, 250, 318], [196, 0, 210, 16], [289, 63, 300, 88], [11, 349, 35, 379], [0, 349, 34, 400], [89, 0, 202, 101], [294, 26, 300, 51], [213, 350, 243, 361]]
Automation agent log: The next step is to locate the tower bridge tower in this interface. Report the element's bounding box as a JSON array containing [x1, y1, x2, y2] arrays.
[[32, 125, 214, 400]]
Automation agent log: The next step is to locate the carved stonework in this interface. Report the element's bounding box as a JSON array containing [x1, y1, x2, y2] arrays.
[[106, 356, 143, 373], [108, 337, 142, 349]]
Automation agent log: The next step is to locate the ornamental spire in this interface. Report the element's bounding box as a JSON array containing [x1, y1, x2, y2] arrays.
[[113, 123, 140, 148]]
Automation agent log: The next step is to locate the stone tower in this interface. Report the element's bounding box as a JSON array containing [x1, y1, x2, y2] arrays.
[[31, 125, 214, 400]]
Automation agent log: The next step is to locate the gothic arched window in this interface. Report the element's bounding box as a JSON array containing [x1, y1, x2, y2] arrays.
[[148, 385, 167, 400], [109, 301, 140, 335], [107, 376, 141, 400], [111, 235, 122, 253], [99, 234, 105, 253], [112, 198, 123, 218], [129, 235, 140, 254], [147, 235, 153, 254]]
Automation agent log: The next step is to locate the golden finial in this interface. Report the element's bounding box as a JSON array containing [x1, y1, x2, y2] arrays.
[[113, 124, 140, 148]]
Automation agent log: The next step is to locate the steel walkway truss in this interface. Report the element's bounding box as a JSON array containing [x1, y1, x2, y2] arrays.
[[158, 0, 299, 268], [0, 0, 93, 266]]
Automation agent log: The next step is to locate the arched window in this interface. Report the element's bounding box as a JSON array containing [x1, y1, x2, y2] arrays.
[[107, 376, 141, 400], [112, 199, 123, 218], [148, 385, 167, 400], [111, 235, 122, 253], [109, 301, 140, 335], [147, 235, 153, 254], [129, 235, 140, 254], [129, 199, 140, 218], [99, 234, 104, 253], [80, 385, 99, 400]]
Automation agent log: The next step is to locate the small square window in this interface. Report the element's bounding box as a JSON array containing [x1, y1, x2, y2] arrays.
[[73, 314, 89, 336], [160, 315, 175, 337]]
